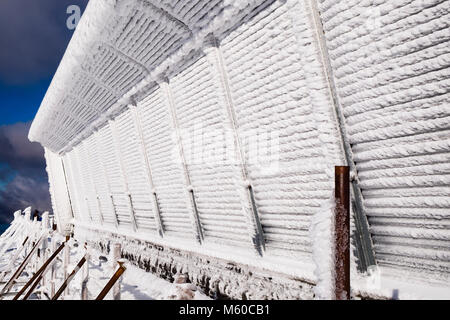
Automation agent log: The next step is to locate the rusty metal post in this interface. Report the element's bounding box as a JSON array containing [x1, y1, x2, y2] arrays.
[[13, 242, 65, 300], [335, 166, 350, 300], [23, 267, 48, 300], [0, 235, 45, 295], [95, 261, 126, 300], [22, 236, 29, 247], [52, 255, 87, 300]]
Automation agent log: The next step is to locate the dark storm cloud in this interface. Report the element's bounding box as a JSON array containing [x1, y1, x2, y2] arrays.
[[0, 175, 50, 224], [0, 122, 50, 223], [0, 122, 45, 175], [0, 0, 88, 85]]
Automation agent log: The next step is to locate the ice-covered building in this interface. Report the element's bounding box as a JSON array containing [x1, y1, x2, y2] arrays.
[[29, 0, 450, 299]]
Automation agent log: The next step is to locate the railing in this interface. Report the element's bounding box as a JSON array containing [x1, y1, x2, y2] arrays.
[[0, 208, 126, 300], [0, 165, 352, 300], [0, 164, 352, 300]]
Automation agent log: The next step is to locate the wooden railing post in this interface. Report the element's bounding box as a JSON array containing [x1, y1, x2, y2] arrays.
[[335, 166, 350, 300]]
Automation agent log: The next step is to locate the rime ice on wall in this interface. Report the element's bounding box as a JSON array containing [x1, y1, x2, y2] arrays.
[[62, 153, 83, 222], [37, 0, 344, 284], [218, 0, 344, 262], [169, 53, 252, 248], [318, 0, 450, 282], [34, 0, 450, 297], [113, 109, 158, 232], [44, 150, 74, 233], [77, 142, 102, 225], [28, 0, 268, 153], [64, 148, 90, 223], [83, 134, 117, 226], [138, 87, 197, 238]]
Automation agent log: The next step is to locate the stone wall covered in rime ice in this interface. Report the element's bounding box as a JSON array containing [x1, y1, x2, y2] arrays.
[[36, 0, 449, 298]]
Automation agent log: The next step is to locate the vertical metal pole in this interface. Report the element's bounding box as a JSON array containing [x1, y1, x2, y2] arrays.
[[93, 132, 120, 229], [81, 243, 89, 300], [160, 81, 204, 244], [45, 148, 62, 234], [112, 243, 121, 300], [41, 243, 48, 290], [81, 141, 105, 226], [109, 120, 139, 232], [52, 255, 87, 300], [32, 217, 39, 274], [41, 212, 49, 291], [60, 158, 75, 220], [63, 235, 70, 298], [335, 166, 350, 300], [50, 236, 56, 297], [306, 0, 376, 271], [204, 40, 265, 256], [130, 104, 165, 237], [73, 148, 94, 223]]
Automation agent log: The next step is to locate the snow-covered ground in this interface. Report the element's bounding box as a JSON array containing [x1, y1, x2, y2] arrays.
[[63, 238, 210, 300], [0, 225, 210, 300]]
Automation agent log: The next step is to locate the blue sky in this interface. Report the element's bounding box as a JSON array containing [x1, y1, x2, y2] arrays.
[[0, 0, 88, 223], [0, 79, 51, 125]]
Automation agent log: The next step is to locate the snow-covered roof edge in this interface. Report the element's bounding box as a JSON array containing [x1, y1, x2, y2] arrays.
[[28, 0, 116, 147], [28, 0, 269, 155]]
